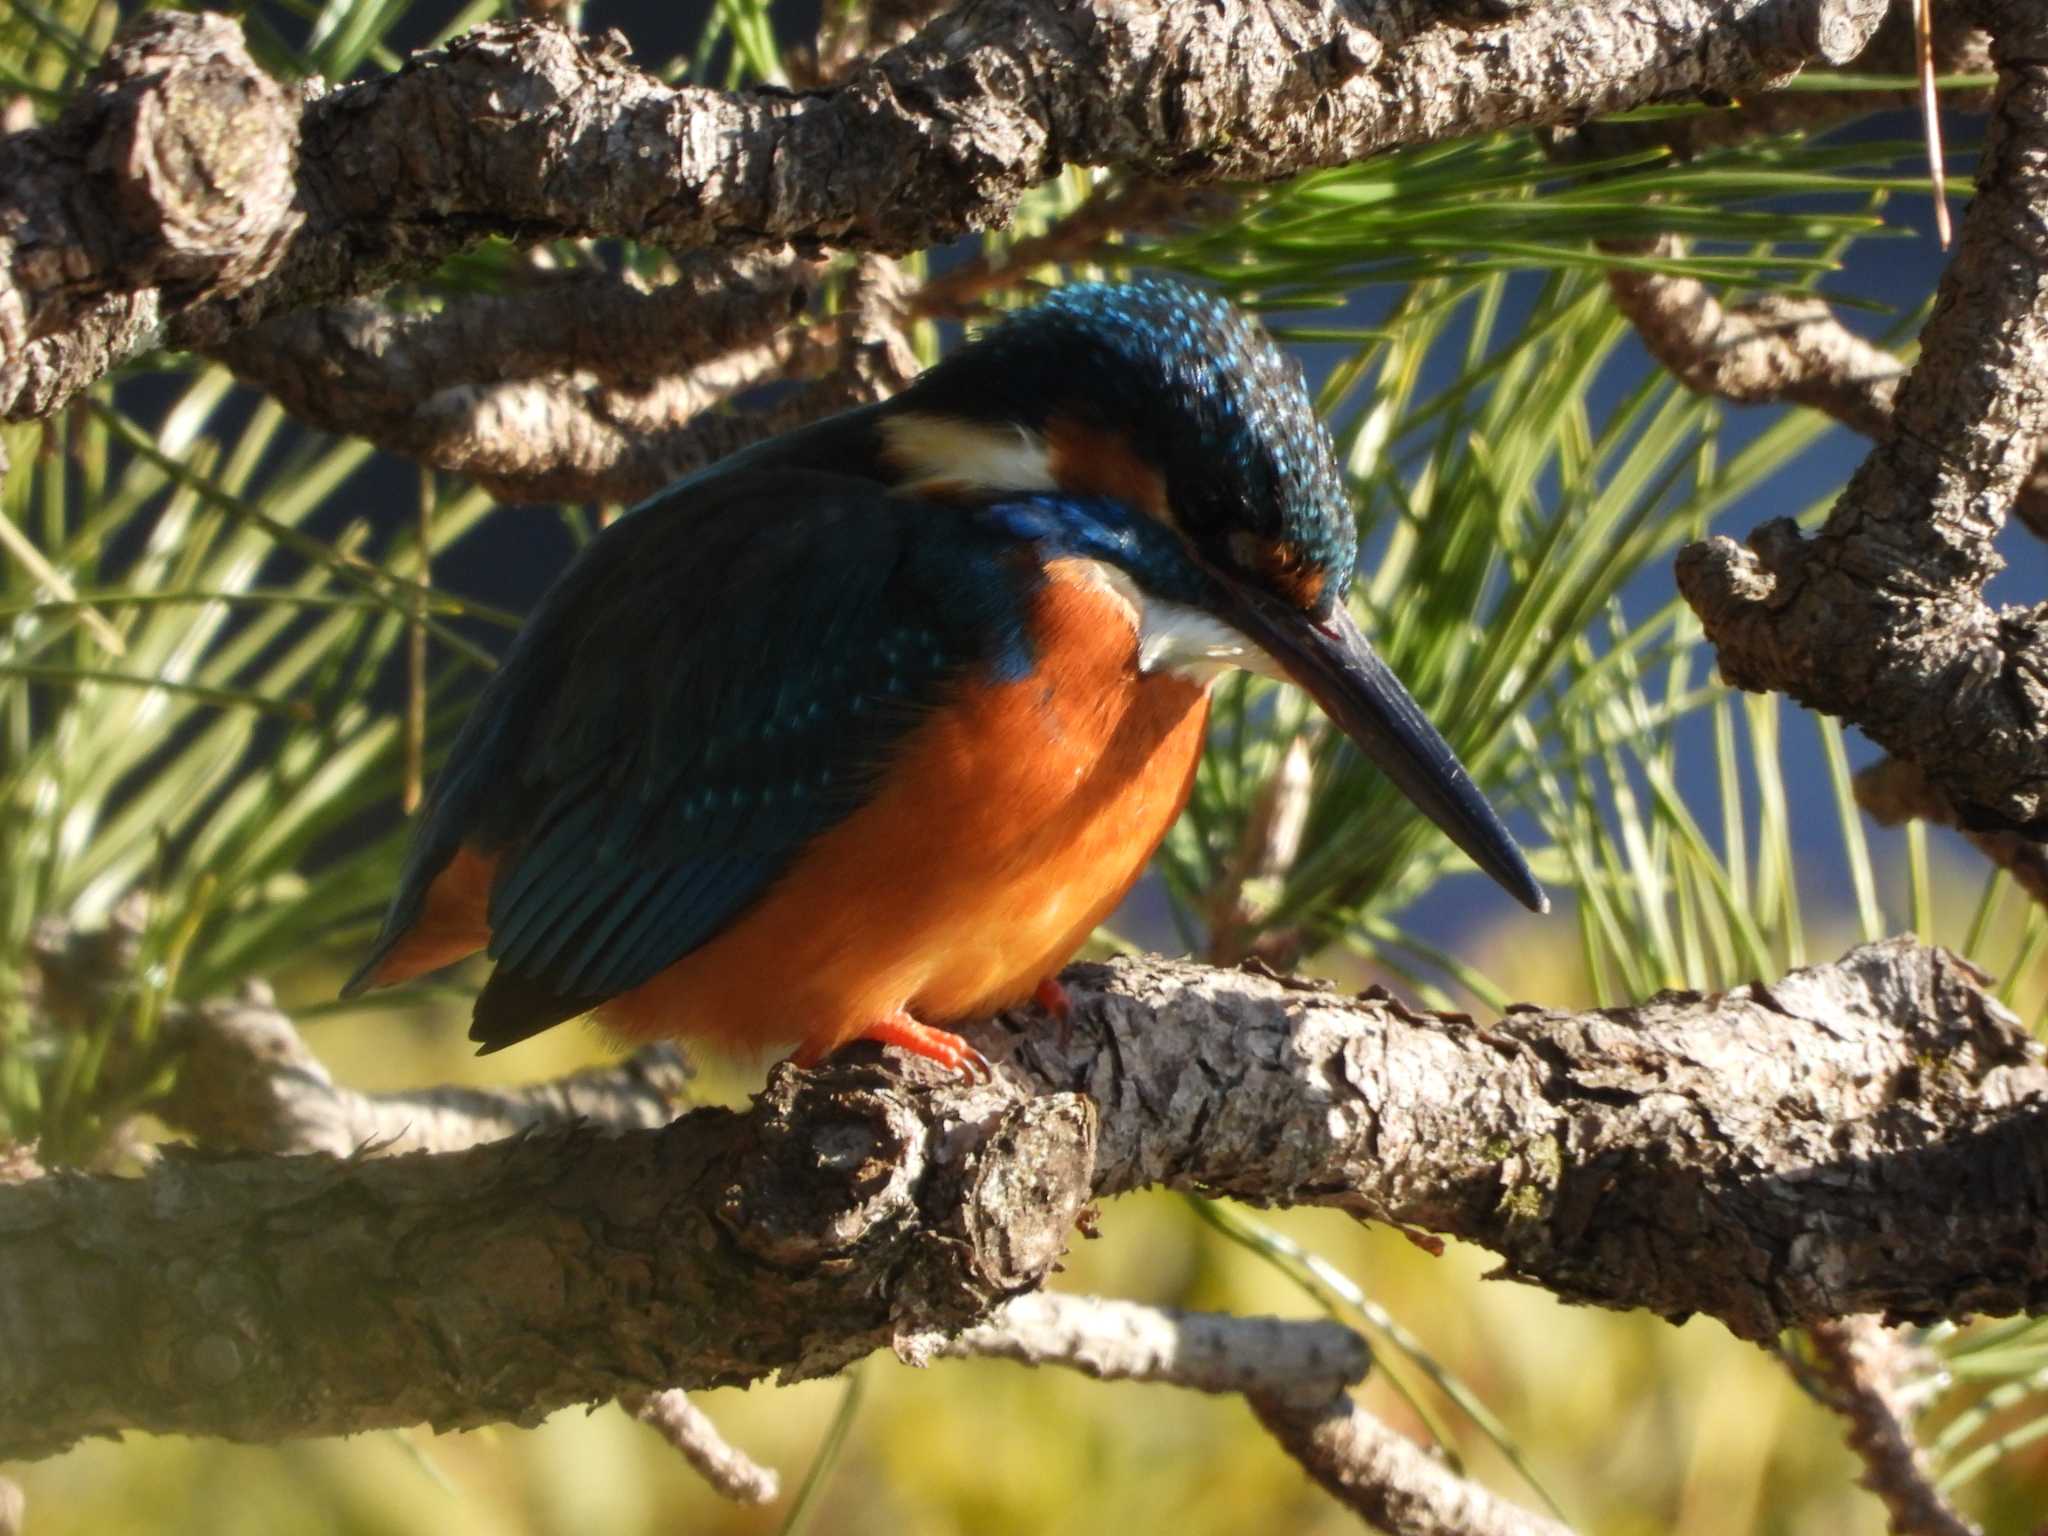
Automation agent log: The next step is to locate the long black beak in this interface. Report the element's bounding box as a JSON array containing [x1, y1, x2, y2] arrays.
[[1225, 590, 1548, 914]]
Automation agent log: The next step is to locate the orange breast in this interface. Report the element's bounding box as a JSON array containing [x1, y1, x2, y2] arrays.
[[602, 560, 1211, 1057]]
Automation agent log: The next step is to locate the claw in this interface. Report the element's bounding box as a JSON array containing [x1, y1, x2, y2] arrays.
[[806, 1010, 991, 1080]]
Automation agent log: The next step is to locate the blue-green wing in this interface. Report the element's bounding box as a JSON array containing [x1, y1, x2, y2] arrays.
[[348, 466, 1033, 1050]]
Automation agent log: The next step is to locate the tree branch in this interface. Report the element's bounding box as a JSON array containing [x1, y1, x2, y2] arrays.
[[1677, 0, 2048, 831], [1856, 754, 2048, 909], [7, 937, 2046, 1462], [623, 1389, 781, 1504], [1249, 1390, 1574, 1536], [0, 12, 299, 421], [937, 1293, 1565, 1536], [927, 1291, 1370, 1398], [1806, 1315, 1980, 1536], [156, 988, 690, 1157], [4, 0, 1892, 423]]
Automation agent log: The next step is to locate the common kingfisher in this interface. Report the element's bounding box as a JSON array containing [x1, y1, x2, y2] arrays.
[[344, 281, 1545, 1074]]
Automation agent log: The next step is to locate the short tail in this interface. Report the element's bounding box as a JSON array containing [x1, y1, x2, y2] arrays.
[[340, 845, 498, 999]]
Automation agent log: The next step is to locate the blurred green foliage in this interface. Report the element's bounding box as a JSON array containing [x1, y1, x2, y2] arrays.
[[6, 0, 2047, 1531]]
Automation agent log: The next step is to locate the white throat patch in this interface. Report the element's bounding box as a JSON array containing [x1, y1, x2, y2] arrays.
[[1070, 560, 1280, 685]]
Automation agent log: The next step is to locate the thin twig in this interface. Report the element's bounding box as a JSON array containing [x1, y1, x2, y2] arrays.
[[625, 1390, 781, 1505], [924, 1291, 1369, 1399], [930, 1293, 1577, 1536], [1807, 1316, 1980, 1536], [156, 985, 690, 1156], [1248, 1391, 1575, 1536]]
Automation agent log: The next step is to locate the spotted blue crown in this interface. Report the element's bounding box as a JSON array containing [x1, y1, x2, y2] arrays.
[[905, 279, 1357, 612]]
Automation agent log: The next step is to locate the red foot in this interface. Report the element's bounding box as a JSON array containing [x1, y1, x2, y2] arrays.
[[798, 1011, 991, 1080], [1031, 976, 1072, 1021]]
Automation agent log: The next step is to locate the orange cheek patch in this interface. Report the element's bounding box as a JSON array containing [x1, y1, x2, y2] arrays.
[[1270, 562, 1327, 609], [1044, 418, 1171, 525], [1234, 532, 1327, 610]]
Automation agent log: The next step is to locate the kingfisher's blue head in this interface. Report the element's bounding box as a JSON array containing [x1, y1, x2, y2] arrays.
[[874, 279, 1545, 913], [887, 280, 1355, 616]]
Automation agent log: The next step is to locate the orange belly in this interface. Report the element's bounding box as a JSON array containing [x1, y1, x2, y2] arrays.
[[603, 561, 1210, 1057]]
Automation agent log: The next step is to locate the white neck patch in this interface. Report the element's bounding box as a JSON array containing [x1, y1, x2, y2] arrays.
[[880, 413, 1056, 494]]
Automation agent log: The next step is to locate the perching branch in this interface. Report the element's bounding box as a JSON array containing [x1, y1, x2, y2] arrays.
[[7, 937, 2046, 1464], [4, 0, 1892, 424], [1677, 0, 2048, 831]]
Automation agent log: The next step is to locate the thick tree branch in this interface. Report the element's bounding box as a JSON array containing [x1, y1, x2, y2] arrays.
[[1678, 2, 2048, 830], [4, 0, 1891, 423], [7, 938, 2046, 1461], [0, 12, 299, 420], [1560, 2, 1993, 160]]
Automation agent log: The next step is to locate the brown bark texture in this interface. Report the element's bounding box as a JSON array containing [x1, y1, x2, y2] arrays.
[[6, 938, 2045, 1463], [3, 0, 1890, 425], [1676, 0, 2048, 832]]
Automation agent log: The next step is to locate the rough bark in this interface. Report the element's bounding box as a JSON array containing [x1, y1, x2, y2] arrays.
[[2, 0, 1891, 423], [3, 1056, 1098, 1460], [0, 12, 300, 420], [6, 937, 2044, 1462], [1678, 0, 2048, 831]]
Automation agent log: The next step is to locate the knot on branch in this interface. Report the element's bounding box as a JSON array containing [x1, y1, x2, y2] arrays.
[[722, 1061, 1097, 1366], [1675, 523, 1804, 692], [6, 10, 299, 324], [1797, 0, 1894, 65], [79, 12, 301, 300]]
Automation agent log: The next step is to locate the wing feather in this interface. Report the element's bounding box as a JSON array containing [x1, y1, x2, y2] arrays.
[[348, 465, 1036, 1052]]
